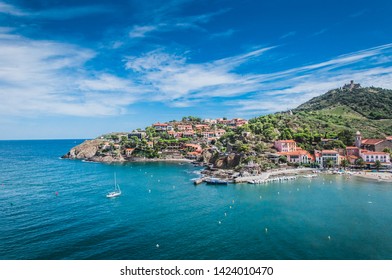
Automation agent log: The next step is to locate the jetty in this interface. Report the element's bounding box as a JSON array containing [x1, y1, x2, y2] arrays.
[[248, 175, 298, 184]]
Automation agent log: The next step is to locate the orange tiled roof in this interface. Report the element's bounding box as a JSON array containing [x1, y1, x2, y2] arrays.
[[322, 150, 338, 154], [361, 150, 389, 155], [153, 122, 168, 126], [278, 150, 308, 156], [276, 140, 296, 143], [347, 155, 359, 159], [362, 139, 384, 145]]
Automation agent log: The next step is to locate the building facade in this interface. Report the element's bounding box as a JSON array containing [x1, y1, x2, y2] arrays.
[[274, 140, 297, 152]]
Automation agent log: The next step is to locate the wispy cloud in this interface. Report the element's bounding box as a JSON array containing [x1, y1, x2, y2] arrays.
[[0, 1, 112, 20], [128, 8, 230, 39], [280, 31, 296, 39], [129, 25, 160, 38], [0, 1, 26, 16], [232, 44, 392, 114], [0, 28, 146, 117], [312, 28, 328, 36], [124, 42, 392, 114], [124, 46, 275, 104], [210, 29, 236, 39]]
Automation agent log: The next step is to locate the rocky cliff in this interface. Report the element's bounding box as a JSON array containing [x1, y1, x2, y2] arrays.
[[202, 149, 243, 169]]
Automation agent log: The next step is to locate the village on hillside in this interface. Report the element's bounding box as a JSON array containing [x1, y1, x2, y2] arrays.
[[95, 116, 392, 171], [97, 117, 248, 161]]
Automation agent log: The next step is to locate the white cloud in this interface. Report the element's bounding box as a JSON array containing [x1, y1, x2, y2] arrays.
[[123, 42, 392, 115], [280, 31, 296, 39], [129, 25, 160, 38], [0, 29, 145, 117], [124, 46, 275, 102], [0, 1, 26, 16], [128, 8, 230, 39], [210, 29, 236, 39], [0, 1, 112, 20], [231, 46, 392, 114]]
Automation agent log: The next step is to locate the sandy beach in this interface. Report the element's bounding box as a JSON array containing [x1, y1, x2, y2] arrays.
[[351, 171, 392, 183]]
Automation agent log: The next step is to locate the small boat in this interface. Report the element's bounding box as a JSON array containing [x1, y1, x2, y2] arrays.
[[205, 178, 228, 185], [106, 173, 121, 198]]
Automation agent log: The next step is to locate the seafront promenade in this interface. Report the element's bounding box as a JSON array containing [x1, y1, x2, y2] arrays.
[[234, 168, 314, 183]]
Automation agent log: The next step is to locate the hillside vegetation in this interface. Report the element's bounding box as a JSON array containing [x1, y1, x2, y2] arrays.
[[296, 87, 392, 120], [220, 86, 392, 163], [247, 87, 392, 141]]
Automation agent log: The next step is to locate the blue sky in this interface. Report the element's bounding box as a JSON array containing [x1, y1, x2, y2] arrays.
[[1, 0, 392, 139]]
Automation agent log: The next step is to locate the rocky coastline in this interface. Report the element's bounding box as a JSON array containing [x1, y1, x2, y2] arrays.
[[62, 139, 392, 185]]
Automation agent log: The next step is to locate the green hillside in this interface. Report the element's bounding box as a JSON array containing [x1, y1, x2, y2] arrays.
[[296, 86, 392, 120], [233, 86, 392, 153]]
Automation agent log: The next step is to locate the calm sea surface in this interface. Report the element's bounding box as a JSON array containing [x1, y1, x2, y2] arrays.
[[0, 140, 391, 260]]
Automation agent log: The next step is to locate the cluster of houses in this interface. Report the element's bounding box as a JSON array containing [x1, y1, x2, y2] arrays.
[[150, 118, 247, 141], [124, 118, 247, 160], [275, 131, 392, 168]]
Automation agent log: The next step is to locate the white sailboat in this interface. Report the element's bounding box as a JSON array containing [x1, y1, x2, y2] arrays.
[[106, 173, 121, 198]]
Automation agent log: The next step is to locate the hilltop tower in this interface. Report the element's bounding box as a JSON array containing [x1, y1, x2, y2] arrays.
[[355, 131, 362, 148], [343, 80, 361, 91]]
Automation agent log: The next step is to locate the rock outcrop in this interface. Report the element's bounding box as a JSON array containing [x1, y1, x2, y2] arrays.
[[62, 139, 125, 162], [201, 149, 243, 169]]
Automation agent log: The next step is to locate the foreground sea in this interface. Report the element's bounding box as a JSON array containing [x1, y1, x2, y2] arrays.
[[1, 140, 392, 260]]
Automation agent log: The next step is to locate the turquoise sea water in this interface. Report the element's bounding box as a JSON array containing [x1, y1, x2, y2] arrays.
[[0, 140, 392, 260]]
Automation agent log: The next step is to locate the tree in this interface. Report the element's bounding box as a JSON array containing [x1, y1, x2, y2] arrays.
[[326, 159, 334, 169], [278, 156, 287, 164], [355, 158, 365, 168], [340, 159, 349, 169], [111, 135, 119, 141], [323, 140, 346, 150], [238, 144, 250, 153], [337, 129, 354, 146], [383, 148, 391, 153], [374, 160, 382, 171]]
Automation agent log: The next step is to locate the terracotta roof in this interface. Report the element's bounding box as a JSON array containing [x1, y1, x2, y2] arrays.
[[322, 150, 338, 154], [347, 155, 359, 159], [276, 140, 296, 143], [361, 151, 389, 155], [153, 122, 168, 126], [278, 150, 308, 156], [346, 146, 359, 149], [387, 136, 392, 140], [362, 139, 384, 145]]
